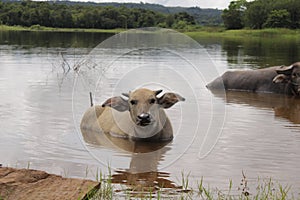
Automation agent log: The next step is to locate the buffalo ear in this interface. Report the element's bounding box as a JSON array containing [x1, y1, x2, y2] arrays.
[[102, 96, 129, 112], [158, 92, 185, 109], [276, 65, 294, 75], [273, 74, 289, 83]]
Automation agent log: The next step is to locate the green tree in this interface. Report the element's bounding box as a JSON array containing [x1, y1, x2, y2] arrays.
[[174, 12, 196, 25], [166, 14, 174, 28], [38, 7, 51, 27], [172, 20, 188, 29], [283, 0, 300, 28], [137, 10, 156, 27], [222, 0, 247, 29], [6, 7, 22, 26], [118, 14, 128, 29], [244, 0, 271, 29], [263, 9, 291, 28], [0, 1, 199, 29]]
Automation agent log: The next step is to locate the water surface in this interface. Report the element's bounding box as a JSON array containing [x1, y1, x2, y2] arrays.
[[1, 30, 300, 197]]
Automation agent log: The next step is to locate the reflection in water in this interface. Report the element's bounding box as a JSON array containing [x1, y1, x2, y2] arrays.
[[197, 36, 300, 69], [112, 170, 179, 194], [274, 101, 300, 125], [211, 90, 300, 124], [81, 128, 182, 195], [221, 37, 300, 68], [0, 30, 113, 48]]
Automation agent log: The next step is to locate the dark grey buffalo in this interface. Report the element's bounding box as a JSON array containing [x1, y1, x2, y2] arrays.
[[206, 62, 300, 96]]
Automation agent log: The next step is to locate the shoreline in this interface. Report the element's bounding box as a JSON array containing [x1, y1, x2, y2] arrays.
[[1, 25, 300, 39], [0, 166, 99, 200], [0, 25, 124, 33], [185, 27, 300, 40], [0, 166, 296, 199]]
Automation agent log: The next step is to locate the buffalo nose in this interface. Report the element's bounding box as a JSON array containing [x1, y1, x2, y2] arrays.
[[138, 113, 151, 121]]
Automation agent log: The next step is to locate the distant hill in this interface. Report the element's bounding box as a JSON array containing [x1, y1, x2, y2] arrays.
[[40, 1, 223, 25]]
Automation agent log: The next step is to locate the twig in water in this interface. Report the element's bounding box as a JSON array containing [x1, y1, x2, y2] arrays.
[[90, 92, 94, 107]]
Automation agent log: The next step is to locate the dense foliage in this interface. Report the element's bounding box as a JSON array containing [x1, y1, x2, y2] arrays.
[[0, 1, 197, 29], [46, 1, 223, 26], [222, 0, 300, 29]]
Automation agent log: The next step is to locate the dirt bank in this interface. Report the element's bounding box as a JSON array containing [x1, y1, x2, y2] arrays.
[[0, 167, 99, 200]]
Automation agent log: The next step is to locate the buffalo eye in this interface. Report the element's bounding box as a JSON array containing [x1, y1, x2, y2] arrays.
[[149, 98, 156, 104], [130, 100, 138, 105], [292, 72, 300, 78]]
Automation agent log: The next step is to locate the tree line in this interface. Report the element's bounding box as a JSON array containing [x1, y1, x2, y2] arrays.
[[54, 1, 223, 26], [222, 0, 300, 29], [0, 1, 196, 29]]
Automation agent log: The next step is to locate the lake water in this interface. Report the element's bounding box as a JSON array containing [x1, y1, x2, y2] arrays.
[[1, 29, 300, 198]]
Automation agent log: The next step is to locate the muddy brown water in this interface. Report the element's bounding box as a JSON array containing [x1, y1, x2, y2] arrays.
[[1, 30, 300, 197]]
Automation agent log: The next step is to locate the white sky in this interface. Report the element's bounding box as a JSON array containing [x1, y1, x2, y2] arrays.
[[93, 0, 231, 9]]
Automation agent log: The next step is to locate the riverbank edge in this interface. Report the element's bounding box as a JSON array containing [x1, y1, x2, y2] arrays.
[[186, 28, 300, 40], [0, 166, 99, 200], [1, 25, 300, 39], [0, 25, 124, 33], [0, 166, 296, 199]]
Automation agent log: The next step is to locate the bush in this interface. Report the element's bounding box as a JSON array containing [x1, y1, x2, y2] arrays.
[[30, 24, 44, 30]]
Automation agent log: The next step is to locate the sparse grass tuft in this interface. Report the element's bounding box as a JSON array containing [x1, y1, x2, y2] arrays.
[[79, 167, 298, 199], [84, 172, 295, 200], [194, 172, 294, 200], [181, 171, 191, 192], [87, 166, 113, 200], [26, 161, 31, 169]]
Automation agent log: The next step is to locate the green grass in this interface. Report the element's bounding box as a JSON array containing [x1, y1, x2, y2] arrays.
[[185, 27, 300, 40], [194, 172, 294, 200], [181, 171, 191, 193], [2, 24, 300, 40], [0, 24, 124, 33], [84, 169, 113, 200], [83, 171, 296, 200]]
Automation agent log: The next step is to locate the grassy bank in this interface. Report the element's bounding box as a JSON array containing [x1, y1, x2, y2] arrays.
[[1, 24, 300, 40], [0, 25, 124, 33], [184, 27, 300, 40]]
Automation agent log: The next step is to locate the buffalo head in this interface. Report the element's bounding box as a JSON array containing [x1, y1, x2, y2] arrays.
[[273, 62, 300, 95], [102, 88, 185, 127]]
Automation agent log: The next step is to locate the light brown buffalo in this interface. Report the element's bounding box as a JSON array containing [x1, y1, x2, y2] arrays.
[[80, 88, 185, 141]]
